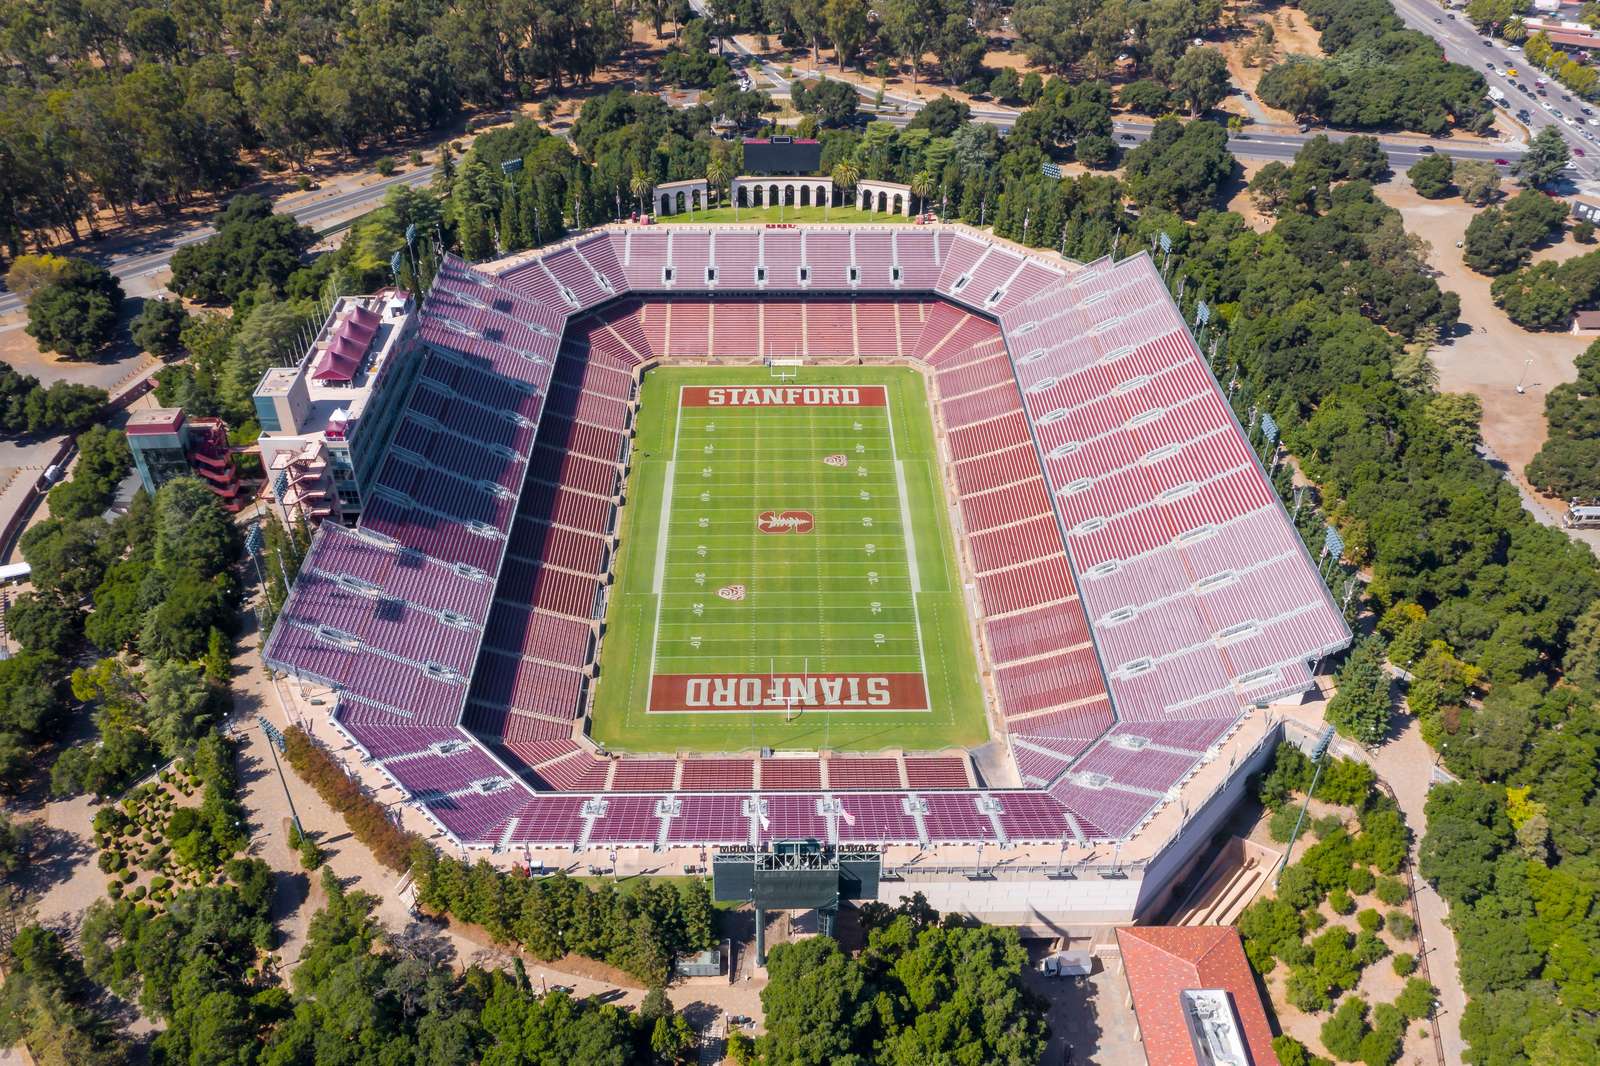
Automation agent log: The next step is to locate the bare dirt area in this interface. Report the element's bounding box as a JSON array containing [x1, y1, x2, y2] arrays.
[[1219, 0, 1325, 127], [1225, 159, 1275, 230], [1373, 178, 1593, 513]]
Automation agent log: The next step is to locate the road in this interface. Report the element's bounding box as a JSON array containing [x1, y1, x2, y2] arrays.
[[1391, 0, 1599, 179], [0, 166, 436, 316], [713, 22, 1524, 172], [2, 14, 1540, 316]]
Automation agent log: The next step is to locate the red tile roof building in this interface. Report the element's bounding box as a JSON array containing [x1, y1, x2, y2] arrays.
[[1115, 925, 1280, 1066]]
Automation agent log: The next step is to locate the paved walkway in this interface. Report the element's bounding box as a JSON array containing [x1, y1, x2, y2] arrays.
[[1338, 720, 1466, 1065]]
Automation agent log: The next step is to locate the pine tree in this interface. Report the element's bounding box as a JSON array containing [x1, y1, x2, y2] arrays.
[[1327, 635, 1393, 745]]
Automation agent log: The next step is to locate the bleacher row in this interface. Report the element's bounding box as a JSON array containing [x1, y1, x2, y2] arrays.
[[264, 226, 1346, 850], [419, 786, 1080, 849]]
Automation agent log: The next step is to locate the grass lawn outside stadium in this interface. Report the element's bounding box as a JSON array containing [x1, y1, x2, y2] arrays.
[[590, 365, 988, 755]]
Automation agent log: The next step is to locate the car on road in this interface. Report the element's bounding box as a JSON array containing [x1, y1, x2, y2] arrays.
[[1566, 116, 1578, 126], [1120, 132, 1135, 141], [1418, 144, 1436, 153], [728, 1016, 753, 1028], [1495, 157, 1511, 165], [1578, 148, 1588, 156], [1434, 16, 1441, 22], [1508, 43, 1522, 51], [1485, 61, 1495, 69]]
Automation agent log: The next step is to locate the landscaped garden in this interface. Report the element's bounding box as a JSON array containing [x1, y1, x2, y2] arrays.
[[1240, 745, 1439, 1066], [90, 734, 248, 910]]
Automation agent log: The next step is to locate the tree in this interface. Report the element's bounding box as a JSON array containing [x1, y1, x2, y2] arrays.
[[130, 299, 189, 358], [1425, 392, 1483, 451], [1120, 79, 1171, 115], [1514, 126, 1571, 188], [144, 660, 215, 760], [1123, 117, 1233, 218], [1321, 996, 1371, 1062], [1409, 153, 1455, 199], [1258, 54, 1327, 120], [1170, 46, 1230, 115], [791, 78, 858, 127], [1327, 635, 1392, 744], [168, 194, 314, 305], [4, 255, 76, 301], [1454, 159, 1501, 205], [4, 593, 81, 657], [24, 260, 124, 359], [1464, 189, 1569, 275]]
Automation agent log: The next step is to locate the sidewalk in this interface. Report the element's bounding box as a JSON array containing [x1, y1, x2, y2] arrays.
[[1342, 720, 1467, 1065]]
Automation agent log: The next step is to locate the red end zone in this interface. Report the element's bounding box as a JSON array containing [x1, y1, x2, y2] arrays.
[[650, 673, 928, 712], [680, 385, 888, 407]]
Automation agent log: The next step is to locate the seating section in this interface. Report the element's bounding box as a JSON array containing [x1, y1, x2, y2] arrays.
[[262, 228, 1348, 850]]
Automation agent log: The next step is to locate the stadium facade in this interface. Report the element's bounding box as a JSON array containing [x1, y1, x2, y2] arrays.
[[261, 223, 1350, 927]]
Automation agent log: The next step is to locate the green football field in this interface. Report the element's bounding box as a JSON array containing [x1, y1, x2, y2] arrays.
[[589, 366, 988, 754]]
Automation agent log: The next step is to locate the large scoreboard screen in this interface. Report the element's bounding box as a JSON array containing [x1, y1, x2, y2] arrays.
[[713, 841, 881, 909]]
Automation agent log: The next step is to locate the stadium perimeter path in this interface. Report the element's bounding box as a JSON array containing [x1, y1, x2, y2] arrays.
[[236, 626, 772, 1034], [1354, 720, 1467, 1065]]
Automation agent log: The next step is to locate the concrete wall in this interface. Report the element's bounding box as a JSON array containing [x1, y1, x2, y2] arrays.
[[1132, 722, 1285, 919], [875, 872, 1144, 936]]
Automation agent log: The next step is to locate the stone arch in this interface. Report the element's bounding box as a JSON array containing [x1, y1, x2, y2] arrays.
[[659, 192, 670, 215], [877, 190, 888, 213], [893, 194, 904, 215], [674, 190, 686, 214], [800, 185, 811, 207], [769, 183, 779, 206], [737, 185, 748, 208]]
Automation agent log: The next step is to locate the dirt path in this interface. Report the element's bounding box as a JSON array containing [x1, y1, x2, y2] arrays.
[[1334, 721, 1466, 1066]]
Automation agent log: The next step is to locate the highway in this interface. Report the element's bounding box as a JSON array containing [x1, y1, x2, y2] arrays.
[[1390, 0, 1599, 179], [0, 166, 436, 317], [713, 21, 1524, 173]]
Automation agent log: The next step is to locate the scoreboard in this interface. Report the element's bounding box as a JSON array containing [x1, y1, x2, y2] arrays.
[[712, 840, 882, 910]]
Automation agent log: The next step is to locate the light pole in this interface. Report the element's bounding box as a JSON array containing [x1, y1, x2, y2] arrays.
[[1515, 358, 1533, 394]]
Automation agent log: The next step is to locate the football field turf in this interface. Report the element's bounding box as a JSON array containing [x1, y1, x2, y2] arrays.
[[590, 366, 988, 754]]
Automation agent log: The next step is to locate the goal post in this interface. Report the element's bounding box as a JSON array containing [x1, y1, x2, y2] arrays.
[[766, 355, 802, 381]]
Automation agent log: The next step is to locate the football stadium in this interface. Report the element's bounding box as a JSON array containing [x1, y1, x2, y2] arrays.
[[262, 224, 1351, 927]]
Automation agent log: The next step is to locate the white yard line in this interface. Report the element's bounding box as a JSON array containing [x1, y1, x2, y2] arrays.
[[883, 389, 929, 696], [647, 391, 687, 694]]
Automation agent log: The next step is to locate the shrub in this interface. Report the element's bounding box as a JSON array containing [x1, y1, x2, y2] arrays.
[[1375, 877, 1408, 907], [298, 834, 321, 871], [97, 851, 122, 873], [120, 869, 136, 884], [1312, 814, 1346, 840], [296, 175, 313, 191], [1396, 977, 1437, 1020], [1329, 887, 1355, 915], [1392, 952, 1417, 976], [1347, 866, 1375, 896], [1386, 911, 1416, 939], [1271, 1034, 1316, 1066], [1286, 967, 1329, 1013], [1354, 929, 1389, 966], [149, 875, 169, 893], [1270, 804, 1302, 842], [1321, 996, 1370, 1062], [408, 150, 423, 166], [168, 807, 198, 840], [374, 156, 397, 176], [1357, 908, 1384, 933], [128, 885, 146, 902], [1357, 1024, 1402, 1066], [106, 880, 122, 898], [283, 727, 419, 871], [1303, 908, 1327, 931]]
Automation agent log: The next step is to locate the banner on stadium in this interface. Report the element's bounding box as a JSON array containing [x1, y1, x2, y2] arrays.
[[680, 385, 887, 408], [649, 672, 928, 712]]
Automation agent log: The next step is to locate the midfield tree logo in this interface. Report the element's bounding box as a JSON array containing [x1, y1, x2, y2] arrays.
[[757, 510, 815, 534]]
